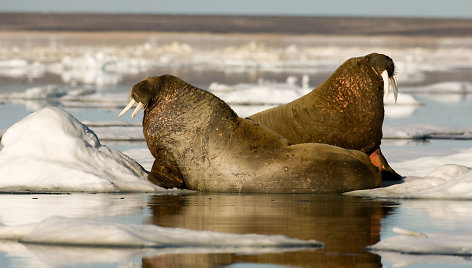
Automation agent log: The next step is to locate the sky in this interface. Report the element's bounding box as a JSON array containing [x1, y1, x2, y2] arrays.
[[1, 0, 471, 18]]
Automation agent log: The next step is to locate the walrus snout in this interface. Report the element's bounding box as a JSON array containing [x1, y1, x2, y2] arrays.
[[365, 53, 398, 103], [118, 78, 157, 118], [119, 75, 187, 118]]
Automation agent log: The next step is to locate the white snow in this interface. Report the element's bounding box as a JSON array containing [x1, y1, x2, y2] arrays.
[[0, 107, 163, 193], [369, 227, 472, 256], [0, 216, 322, 249]]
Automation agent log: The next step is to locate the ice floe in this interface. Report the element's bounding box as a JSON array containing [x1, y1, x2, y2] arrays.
[[0, 84, 128, 110], [0, 107, 161, 193], [0, 216, 321, 267], [402, 81, 472, 94], [369, 227, 472, 256], [0, 216, 322, 249], [383, 124, 472, 140], [348, 147, 472, 199]]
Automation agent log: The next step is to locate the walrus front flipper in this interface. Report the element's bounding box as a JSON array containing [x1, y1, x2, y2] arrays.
[[369, 148, 402, 181], [148, 149, 186, 189]]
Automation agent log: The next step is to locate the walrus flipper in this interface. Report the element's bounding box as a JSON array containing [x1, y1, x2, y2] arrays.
[[148, 149, 186, 189], [369, 148, 403, 181]]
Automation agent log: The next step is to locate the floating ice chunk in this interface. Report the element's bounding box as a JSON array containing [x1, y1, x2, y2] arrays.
[[402, 81, 472, 95], [0, 216, 322, 249], [7, 85, 66, 100], [384, 93, 421, 118], [0, 107, 162, 193], [347, 164, 472, 199], [209, 78, 311, 105], [383, 124, 472, 140], [369, 227, 472, 256]]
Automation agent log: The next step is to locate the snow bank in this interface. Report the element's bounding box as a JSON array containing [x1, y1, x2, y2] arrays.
[[0, 216, 322, 249], [369, 227, 472, 256], [0, 107, 162, 193]]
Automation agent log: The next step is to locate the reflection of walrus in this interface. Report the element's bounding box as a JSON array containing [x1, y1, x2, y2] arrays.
[[119, 75, 381, 193], [249, 53, 401, 180]]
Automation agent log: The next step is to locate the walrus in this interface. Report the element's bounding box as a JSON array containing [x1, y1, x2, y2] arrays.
[[119, 74, 381, 193], [249, 53, 402, 181]]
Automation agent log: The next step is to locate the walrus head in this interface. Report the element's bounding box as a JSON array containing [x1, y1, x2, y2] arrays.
[[360, 53, 398, 103], [118, 75, 187, 118], [369, 53, 398, 102]]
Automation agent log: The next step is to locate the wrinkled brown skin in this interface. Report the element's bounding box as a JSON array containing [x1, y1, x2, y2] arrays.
[[129, 75, 381, 193], [249, 53, 402, 181]]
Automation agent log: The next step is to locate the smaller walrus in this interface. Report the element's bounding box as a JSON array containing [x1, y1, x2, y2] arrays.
[[249, 53, 401, 181], [119, 75, 381, 193]]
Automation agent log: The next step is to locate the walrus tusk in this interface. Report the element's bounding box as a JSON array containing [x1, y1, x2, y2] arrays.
[[381, 70, 390, 98], [381, 70, 398, 104], [391, 75, 398, 103], [131, 102, 144, 118], [118, 98, 136, 117]]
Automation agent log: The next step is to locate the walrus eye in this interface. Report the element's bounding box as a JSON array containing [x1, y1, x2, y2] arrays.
[[118, 98, 145, 118], [381, 70, 398, 103]]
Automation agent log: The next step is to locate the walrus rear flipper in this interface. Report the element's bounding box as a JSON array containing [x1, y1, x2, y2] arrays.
[[369, 148, 402, 181], [148, 149, 186, 189]]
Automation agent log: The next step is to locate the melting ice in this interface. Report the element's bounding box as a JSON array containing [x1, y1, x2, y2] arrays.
[[0, 216, 321, 249]]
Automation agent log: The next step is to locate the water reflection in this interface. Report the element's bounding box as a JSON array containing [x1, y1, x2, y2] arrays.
[[144, 194, 396, 267]]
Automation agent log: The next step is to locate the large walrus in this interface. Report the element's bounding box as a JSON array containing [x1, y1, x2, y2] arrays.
[[249, 53, 402, 181], [119, 75, 381, 193]]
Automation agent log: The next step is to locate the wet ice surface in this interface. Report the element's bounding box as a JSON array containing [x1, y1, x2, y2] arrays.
[[1, 32, 472, 267]]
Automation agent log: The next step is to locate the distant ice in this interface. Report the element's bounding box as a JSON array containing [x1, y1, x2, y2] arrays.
[[383, 124, 472, 140], [0, 216, 321, 249], [0, 84, 128, 111], [209, 75, 311, 105], [2, 36, 472, 86], [0, 107, 162, 193], [402, 81, 472, 94]]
